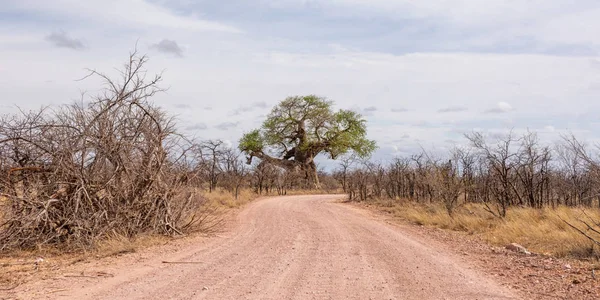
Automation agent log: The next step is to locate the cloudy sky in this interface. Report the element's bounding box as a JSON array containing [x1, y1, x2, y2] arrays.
[[2, 0, 600, 166]]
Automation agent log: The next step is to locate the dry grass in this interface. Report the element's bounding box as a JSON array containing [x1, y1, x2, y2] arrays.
[[0, 233, 168, 290], [0, 188, 336, 288], [0, 189, 247, 289], [365, 198, 600, 258], [0, 189, 251, 258], [204, 189, 259, 209], [0, 197, 226, 290]]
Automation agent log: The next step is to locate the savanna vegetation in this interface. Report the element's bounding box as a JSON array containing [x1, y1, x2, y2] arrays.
[[1, 50, 599, 263], [0, 52, 344, 254], [338, 131, 600, 257]]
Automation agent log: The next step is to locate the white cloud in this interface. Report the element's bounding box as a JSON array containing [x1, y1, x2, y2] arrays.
[[325, 0, 579, 27], [438, 106, 468, 113], [173, 103, 191, 109], [2, 1, 600, 165], [2, 0, 241, 33], [230, 101, 270, 116], [3, 36, 599, 147], [185, 123, 208, 131], [361, 106, 377, 115], [270, 0, 600, 50], [484, 101, 514, 114], [215, 122, 240, 130], [527, 8, 600, 46], [498, 102, 513, 111]]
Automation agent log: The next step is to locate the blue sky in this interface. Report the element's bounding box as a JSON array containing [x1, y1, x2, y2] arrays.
[[2, 0, 600, 167]]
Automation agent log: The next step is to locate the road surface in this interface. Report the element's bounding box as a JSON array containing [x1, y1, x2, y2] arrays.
[[13, 195, 518, 299]]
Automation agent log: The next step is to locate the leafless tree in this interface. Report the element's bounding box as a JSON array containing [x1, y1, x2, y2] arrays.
[[466, 131, 520, 217], [221, 147, 248, 199], [340, 131, 600, 220], [514, 132, 551, 208], [428, 149, 464, 216], [199, 140, 226, 193], [555, 140, 593, 206], [251, 161, 280, 195], [333, 154, 356, 192]]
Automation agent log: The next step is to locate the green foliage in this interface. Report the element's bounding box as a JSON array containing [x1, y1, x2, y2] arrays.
[[324, 109, 377, 159], [238, 95, 376, 161], [239, 129, 264, 153]]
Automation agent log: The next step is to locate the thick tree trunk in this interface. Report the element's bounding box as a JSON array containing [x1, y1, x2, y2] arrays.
[[250, 150, 321, 189], [307, 162, 321, 189]]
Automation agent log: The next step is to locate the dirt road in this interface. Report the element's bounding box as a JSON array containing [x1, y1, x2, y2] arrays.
[[11, 195, 518, 299]]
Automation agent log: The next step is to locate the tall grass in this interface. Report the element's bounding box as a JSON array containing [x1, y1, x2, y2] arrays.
[[204, 189, 259, 209], [368, 199, 600, 258]]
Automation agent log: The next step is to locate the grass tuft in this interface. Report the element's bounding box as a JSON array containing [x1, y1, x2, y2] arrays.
[[366, 198, 600, 258]]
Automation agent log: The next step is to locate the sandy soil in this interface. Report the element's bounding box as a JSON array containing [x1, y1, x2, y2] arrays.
[[4, 195, 519, 300], [355, 202, 600, 300]]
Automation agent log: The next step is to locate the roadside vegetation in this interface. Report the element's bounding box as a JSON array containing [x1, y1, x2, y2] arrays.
[[0, 52, 346, 290], [0, 51, 343, 256], [2, 50, 599, 267], [362, 200, 600, 258], [339, 131, 600, 258]]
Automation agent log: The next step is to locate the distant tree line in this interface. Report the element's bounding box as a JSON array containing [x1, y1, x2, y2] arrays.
[[336, 131, 600, 218], [188, 139, 339, 197], [0, 52, 336, 252]]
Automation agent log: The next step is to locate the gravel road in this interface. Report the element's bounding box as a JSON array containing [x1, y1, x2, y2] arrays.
[[11, 195, 519, 299]]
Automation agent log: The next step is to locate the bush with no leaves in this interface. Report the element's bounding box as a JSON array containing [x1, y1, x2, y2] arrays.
[[0, 51, 206, 252]]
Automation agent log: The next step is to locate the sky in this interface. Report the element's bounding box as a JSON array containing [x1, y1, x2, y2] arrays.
[[2, 0, 600, 168]]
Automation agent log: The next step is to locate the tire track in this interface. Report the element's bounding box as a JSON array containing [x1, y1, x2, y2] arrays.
[[11, 195, 519, 300]]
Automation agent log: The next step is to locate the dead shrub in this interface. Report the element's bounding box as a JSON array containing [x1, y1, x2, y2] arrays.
[[0, 51, 208, 252]]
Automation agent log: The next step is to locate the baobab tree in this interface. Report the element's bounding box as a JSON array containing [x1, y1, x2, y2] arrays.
[[239, 95, 376, 189]]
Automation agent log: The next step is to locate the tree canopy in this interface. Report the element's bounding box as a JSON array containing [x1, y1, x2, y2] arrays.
[[239, 95, 376, 188]]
